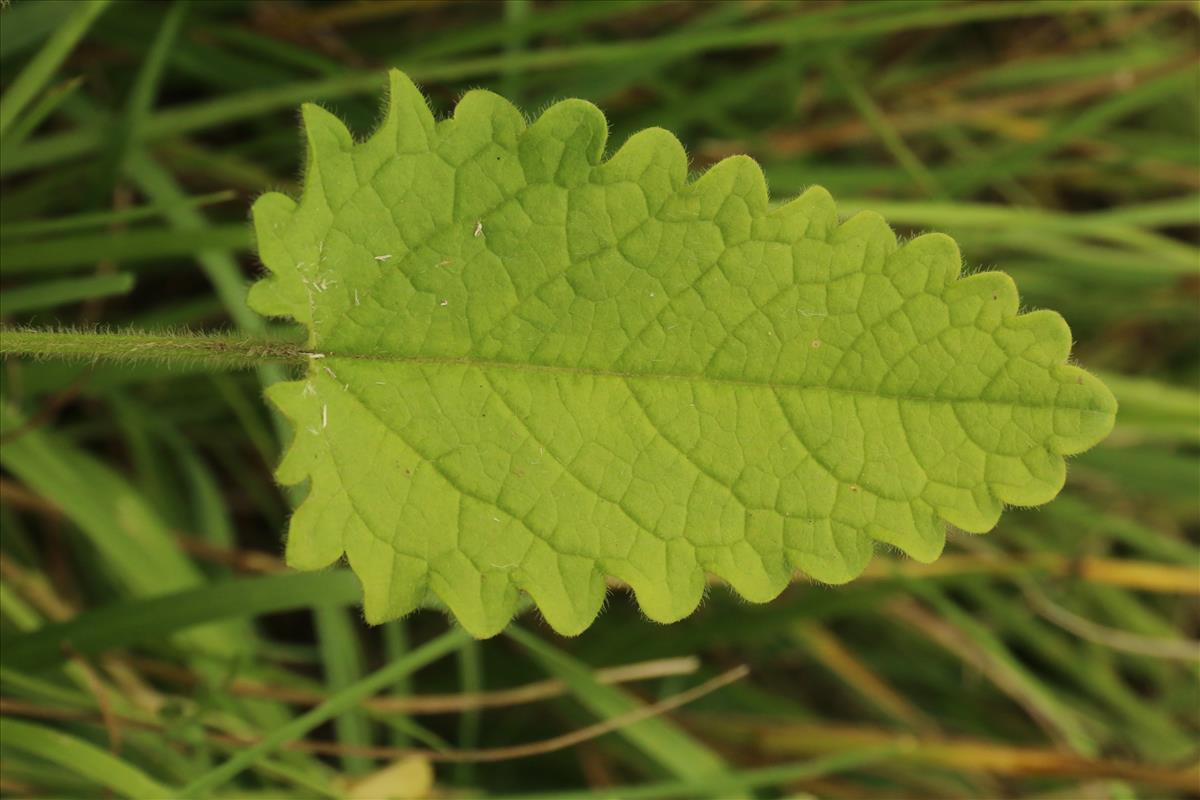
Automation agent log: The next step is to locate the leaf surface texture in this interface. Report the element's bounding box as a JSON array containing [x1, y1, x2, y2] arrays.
[[251, 70, 1116, 637]]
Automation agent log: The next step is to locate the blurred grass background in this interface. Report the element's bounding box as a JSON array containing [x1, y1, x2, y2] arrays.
[[0, 1, 1198, 798]]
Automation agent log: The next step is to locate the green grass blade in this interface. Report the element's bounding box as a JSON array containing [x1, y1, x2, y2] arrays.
[[314, 605, 373, 774], [1084, 195, 1199, 227], [0, 581, 40, 630], [454, 638, 483, 786], [0, 0, 77, 62], [0, 570, 361, 670], [1, 74, 82, 151], [0, 1, 1115, 177], [1, 272, 133, 314], [0, 401, 205, 598], [827, 55, 942, 198], [158, 426, 236, 549], [0, 223, 250, 273], [0, 717, 171, 799], [912, 583, 1097, 755], [0, 0, 112, 136], [948, 65, 1200, 195], [506, 746, 901, 800], [507, 626, 734, 783], [1097, 371, 1199, 436], [0, 190, 234, 239], [91, 0, 188, 200], [0, 665, 96, 710], [835, 198, 1200, 273], [179, 628, 469, 798], [379, 619, 412, 747]]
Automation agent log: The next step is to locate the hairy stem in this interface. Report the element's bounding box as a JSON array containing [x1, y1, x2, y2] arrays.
[[0, 327, 307, 371]]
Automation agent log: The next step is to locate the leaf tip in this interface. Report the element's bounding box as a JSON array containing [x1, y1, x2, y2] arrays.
[[380, 68, 435, 151], [301, 101, 354, 161]]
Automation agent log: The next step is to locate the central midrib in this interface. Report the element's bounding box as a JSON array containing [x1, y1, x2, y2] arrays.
[[311, 349, 1103, 414]]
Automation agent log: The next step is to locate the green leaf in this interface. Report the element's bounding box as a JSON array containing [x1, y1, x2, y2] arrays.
[[250, 69, 1116, 638]]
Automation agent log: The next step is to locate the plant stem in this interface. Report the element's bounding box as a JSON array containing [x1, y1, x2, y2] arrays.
[[0, 328, 306, 371]]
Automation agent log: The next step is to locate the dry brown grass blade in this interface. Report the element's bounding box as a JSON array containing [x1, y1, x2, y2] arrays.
[[699, 56, 1199, 160], [130, 654, 702, 714], [1023, 583, 1200, 662], [861, 553, 1200, 594], [698, 718, 1200, 791], [0, 553, 164, 714], [885, 599, 1075, 748], [792, 622, 937, 733], [0, 664, 748, 764]]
